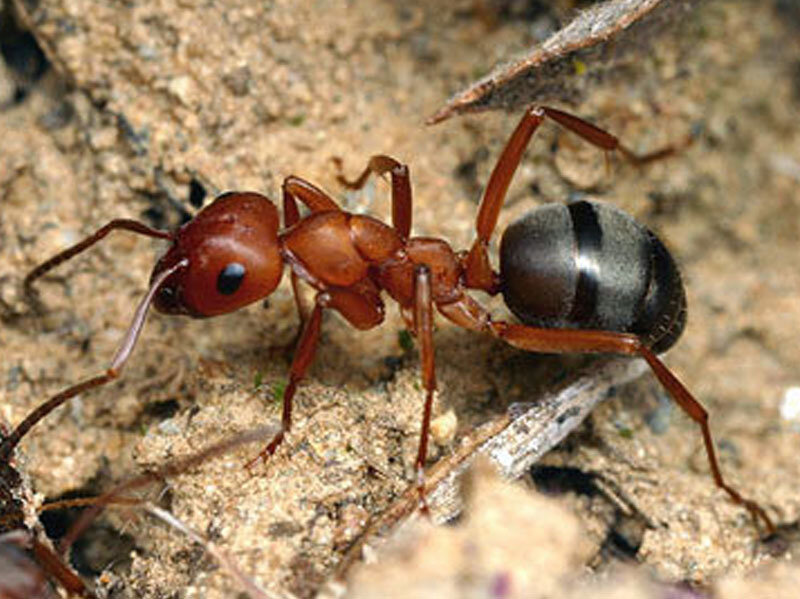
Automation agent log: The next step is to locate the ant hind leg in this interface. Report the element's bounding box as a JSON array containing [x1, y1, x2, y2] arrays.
[[494, 322, 777, 537], [463, 105, 692, 292]]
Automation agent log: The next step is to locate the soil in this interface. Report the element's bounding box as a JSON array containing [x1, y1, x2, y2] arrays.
[[1, 1, 799, 597]]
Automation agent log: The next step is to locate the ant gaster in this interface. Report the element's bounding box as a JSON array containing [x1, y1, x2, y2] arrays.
[[0, 106, 775, 537]]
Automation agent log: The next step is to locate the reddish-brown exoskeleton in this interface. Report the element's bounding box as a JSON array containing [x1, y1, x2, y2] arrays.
[[1, 106, 775, 536]]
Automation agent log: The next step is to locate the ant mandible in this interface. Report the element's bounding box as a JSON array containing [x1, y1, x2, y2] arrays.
[[0, 106, 775, 537]]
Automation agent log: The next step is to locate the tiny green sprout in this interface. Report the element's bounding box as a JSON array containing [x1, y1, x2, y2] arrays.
[[288, 114, 305, 127], [272, 379, 288, 404], [471, 64, 489, 80], [398, 329, 414, 353], [572, 59, 587, 76], [616, 424, 634, 439], [253, 371, 264, 390]]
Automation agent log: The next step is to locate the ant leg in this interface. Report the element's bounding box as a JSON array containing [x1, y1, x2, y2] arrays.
[[464, 107, 546, 292], [539, 106, 690, 167], [281, 177, 343, 331], [438, 295, 775, 536], [319, 281, 385, 331], [282, 176, 341, 215], [333, 155, 412, 239], [412, 265, 436, 508], [464, 106, 691, 292], [0, 260, 187, 462], [495, 323, 777, 537], [246, 285, 384, 468], [24, 219, 173, 296], [247, 295, 324, 468]]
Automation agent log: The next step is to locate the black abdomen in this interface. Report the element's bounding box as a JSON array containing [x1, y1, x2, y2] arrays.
[[499, 200, 686, 353]]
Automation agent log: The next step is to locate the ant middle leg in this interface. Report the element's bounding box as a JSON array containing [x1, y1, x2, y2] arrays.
[[411, 265, 437, 510], [332, 154, 412, 240]]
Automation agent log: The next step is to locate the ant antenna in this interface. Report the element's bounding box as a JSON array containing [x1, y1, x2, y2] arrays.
[[0, 259, 188, 461]]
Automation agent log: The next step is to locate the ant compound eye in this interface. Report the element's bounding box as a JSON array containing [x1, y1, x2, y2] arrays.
[[217, 262, 246, 295]]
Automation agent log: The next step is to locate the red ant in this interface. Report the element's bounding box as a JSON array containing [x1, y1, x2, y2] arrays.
[[0, 106, 775, 538]]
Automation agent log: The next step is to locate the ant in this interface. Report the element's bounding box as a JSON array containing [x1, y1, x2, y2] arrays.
[[0, 106, 775, 538]]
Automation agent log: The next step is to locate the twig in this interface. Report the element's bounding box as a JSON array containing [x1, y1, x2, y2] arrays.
[[334, 356, 648, 580]]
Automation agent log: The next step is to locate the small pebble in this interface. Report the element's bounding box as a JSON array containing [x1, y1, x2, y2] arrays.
[[430, 409, 457, 446], [779, 386, 800, 422]]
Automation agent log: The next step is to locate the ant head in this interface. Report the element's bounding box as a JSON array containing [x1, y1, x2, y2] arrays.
[[151, 192, 283, 317]]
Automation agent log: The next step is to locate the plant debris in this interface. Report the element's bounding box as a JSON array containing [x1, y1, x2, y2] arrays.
[[429, 0, 701, 124]]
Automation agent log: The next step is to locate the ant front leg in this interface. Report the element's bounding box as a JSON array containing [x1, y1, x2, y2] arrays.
[[282, 177, 343, 326], [463, 106, 689, 293], [250, 295, 324, 470], [333, 154, 412, 240], [247, 284, 385, 468], [282, 176, 342, 218], [492, 322, 777, 537], [247, 295, 324, 468]]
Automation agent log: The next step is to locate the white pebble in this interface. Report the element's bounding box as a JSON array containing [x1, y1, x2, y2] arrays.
[[780, 386, 800, 421]]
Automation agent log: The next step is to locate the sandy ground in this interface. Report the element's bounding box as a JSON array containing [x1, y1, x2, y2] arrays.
[[1, 0, 799, 597]]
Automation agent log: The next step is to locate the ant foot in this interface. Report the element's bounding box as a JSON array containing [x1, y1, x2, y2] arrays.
[[416, 466, 431, 517], [244, 430, 284, 471], [760, 531, 789, 557]]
